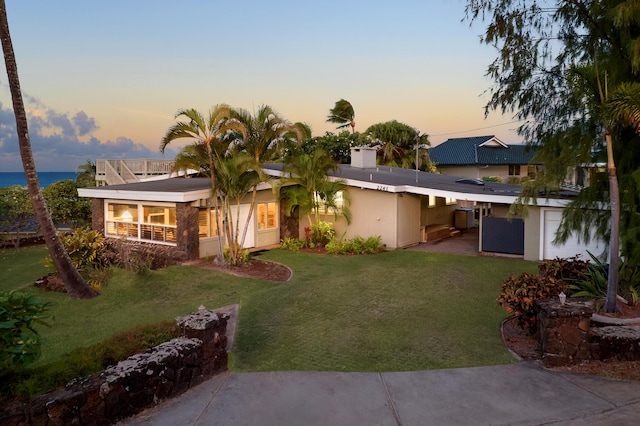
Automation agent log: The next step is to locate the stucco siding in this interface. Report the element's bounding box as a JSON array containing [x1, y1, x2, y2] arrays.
[[423, 200, 457, 227], [397, 194, 421, 247], [300, 188, 400, 249]]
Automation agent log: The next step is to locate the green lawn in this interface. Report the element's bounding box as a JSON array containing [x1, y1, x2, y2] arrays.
[[0, 245, 539, 372]]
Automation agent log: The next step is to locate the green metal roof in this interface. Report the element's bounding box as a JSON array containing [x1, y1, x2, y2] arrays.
[[429, 136, 538, 166]]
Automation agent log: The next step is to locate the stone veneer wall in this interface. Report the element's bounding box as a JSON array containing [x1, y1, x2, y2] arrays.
[[537, 298, 640, 366], [536, 299, 594, 367], [91, 198, 105, 233], [176, 202, 199, 260], [1, 310, 228, 425]]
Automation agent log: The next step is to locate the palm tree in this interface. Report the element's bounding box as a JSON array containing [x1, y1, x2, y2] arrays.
[[600, 81, 640, 312], [0, 2, 97, 298], [213, 153, 266, 264], [161, 105, 242, 263], [231, 105, 308, 163], [280, 149, 351, 233], [327, 99, 356, 133], [226, 105, 307, 252]]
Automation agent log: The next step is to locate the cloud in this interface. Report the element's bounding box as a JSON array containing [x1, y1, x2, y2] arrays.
[[73, 111, 98, 136], [0, 98, 177, 172]]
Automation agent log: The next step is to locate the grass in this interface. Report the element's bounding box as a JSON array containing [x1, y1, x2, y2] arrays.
[[0, 245, 539, 375]]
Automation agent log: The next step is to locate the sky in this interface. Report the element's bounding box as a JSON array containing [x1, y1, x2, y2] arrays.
[[0, 0, 523, 172]]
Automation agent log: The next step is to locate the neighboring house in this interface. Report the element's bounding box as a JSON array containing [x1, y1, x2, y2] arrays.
[[79, 148, 603, 263], [429, 135, 541, 183]]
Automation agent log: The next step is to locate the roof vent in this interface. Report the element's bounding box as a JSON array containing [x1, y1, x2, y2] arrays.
[[455, 178, 484, 186]]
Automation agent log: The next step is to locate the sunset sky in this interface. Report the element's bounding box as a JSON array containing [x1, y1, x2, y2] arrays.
[[0, 0, 523, 172]]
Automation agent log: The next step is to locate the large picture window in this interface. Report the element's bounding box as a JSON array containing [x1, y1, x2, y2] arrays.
[[257, 202, 277, 230], [198, 208, 222, 237], [106, 202, 176, 244]]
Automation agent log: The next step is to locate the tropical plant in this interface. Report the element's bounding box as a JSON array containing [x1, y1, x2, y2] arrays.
[[280, 237, 306, 251], [0, 291, 50, 372], [0, 3, 96, 298], [325, 235, 384, 255], [280, 149, 351, 239], [214, 152, 265, 264], [0, 185, 35, 248], [231, 104, 308, 163], [225, 105, 307, 262], [365, 120, 435, 172], [161, 105, 240, 263], [42, 179, 91, 229], [570, 251, 640, 305], [498, 256, 590, 334], [465, 0, 640, 312], [310, 221, 336, 247], [327, 99, 356, 133]]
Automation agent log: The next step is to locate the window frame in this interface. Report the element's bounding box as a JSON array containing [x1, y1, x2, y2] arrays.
[[105, 200, 177, 245], [257, 202, 278, 230]]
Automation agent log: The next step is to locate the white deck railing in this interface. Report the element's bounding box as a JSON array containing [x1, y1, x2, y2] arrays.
[[96, 159, 175, 186]]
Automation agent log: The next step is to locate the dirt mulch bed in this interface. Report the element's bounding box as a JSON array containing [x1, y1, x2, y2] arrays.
[[196, 258, 292, 282], [502, 311, 640, 381]]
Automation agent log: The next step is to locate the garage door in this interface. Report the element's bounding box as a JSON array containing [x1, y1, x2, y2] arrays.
[[542, 209, 604, 260]]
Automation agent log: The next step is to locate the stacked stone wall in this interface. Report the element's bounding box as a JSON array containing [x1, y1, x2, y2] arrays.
[[537, 298, 640, 366], [1, 310, 228, 425]]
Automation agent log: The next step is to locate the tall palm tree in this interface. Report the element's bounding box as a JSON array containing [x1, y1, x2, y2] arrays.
[[227, 105, 307, 252], [600, 81, 640, 312], [231, 105, 308, 163], [327, 99, 356, 133], [161, 105, 242, 263], [213, 153, 266, 264], [280, 149, 351, 229], [0, 1, 97, 298]]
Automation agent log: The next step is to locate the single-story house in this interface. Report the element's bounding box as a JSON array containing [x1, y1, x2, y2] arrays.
[[78, 147, 603, 262], [429, 135, 541, 183], [78, 178, 282, 260]]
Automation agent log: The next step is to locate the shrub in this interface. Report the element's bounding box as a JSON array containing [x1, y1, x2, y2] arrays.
[[310, 221, 335, 247], [325, 235, 384, 255], [538, 255, 590, 283], [498, 256, 588, 334], [43, 229, 111, 289], [506, 176, 521, 185], [481, 176, 502, 183], [0, 291, 50, 373], [569, 252, 640, 304], [280, 237, 306, 251]]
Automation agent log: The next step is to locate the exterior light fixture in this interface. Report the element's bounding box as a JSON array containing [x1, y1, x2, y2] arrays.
[[559, 292, 567, 305]]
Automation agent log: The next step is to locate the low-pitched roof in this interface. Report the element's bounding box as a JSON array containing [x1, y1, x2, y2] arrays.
[[78, 178, 212, 202], [262, 163, 567, 206], [78, 163, 569, 207], [429, 135, 538, 166]]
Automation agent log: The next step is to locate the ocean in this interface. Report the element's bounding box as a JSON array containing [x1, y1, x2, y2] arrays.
[[0, 171, 77, 189]]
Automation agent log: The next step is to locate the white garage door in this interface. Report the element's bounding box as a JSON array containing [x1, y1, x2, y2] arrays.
[[542, 209, 605, 260]]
